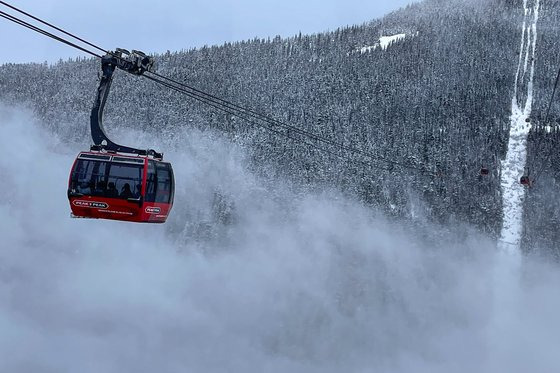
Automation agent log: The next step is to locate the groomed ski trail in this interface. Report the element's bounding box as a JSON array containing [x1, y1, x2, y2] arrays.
[[499, 0, 540, 256]]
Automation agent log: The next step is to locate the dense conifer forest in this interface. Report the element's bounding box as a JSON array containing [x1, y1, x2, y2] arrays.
[[1, 0, 559, 255]]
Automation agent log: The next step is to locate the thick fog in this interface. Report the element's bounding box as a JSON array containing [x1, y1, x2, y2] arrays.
[[0, 105, 559, 372]]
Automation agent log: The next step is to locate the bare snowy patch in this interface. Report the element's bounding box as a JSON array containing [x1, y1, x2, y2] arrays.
[[354, 32, 411, 55]]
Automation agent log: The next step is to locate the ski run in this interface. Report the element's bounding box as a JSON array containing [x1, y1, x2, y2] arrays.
[[498, 0, 540, 256]]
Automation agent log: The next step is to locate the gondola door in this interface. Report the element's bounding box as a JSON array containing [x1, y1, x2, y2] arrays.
[[140, 159, 175, 223]]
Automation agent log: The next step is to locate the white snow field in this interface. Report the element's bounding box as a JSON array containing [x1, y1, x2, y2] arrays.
[[357, 33, 408, 54], [499, 0, 540, 255], [1, 102, 559, 373]]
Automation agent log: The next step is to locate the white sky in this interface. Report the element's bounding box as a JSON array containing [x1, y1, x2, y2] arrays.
[[0, 0, 416, 64]]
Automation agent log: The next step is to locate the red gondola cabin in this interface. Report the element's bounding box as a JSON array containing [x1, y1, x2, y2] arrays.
[[68, 151, 174, 223], [520, 175, 531, 187], [67, 49, 174, 223]]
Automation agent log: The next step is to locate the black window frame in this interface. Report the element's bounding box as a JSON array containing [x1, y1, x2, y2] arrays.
[[70, 156, 146, 200]]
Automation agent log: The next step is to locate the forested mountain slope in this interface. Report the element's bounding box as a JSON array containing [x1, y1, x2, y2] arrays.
[[1, 0, 559, 253]]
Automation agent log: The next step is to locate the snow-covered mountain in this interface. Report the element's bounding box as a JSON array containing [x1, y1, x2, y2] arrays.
[[4, 0, 559, 250]]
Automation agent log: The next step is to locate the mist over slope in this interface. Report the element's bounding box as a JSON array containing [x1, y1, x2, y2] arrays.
[[1, 105, 560, 372]]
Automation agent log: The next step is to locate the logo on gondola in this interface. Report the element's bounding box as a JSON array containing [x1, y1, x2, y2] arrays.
[[73, 200, 109, 209], [145, 206, 161, 214]]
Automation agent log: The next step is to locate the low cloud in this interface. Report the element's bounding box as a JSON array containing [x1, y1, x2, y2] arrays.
[[0, 105, 559, 372]]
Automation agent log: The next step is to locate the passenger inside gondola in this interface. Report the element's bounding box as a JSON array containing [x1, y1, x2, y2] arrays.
[[106, 182, 118, 198], [120, 183, 134, 199], [94, 180, 107, 196]]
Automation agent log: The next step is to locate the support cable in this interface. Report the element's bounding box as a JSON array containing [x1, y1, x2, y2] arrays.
[[143, 74, 396, 173], [0, 0, 107, 55], [146, 71, 406, 168], [0, 10, 101, 58]]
